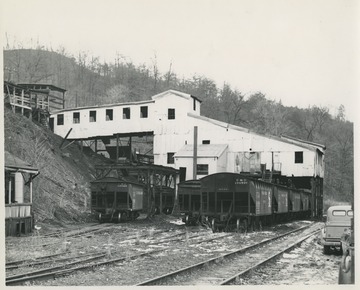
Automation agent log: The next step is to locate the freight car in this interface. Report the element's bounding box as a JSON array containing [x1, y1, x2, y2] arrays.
[[154, 188, 175, 215], [91, 176, 144, 223], [178, 180, 201, 225], [178, 172, 312, 231]]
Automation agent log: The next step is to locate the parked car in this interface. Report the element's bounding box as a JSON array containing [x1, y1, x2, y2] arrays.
[[338, 204, 354, 284], [321, 205, 353, 254]]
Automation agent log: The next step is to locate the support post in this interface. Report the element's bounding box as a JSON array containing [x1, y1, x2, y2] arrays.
[[12, 86, 15, 113], [59, 128, 73, 149], [129, 136, 132, 163], [29, 177, 33, 203], [21, 89, 24, 115], [8, 178, 12, 204], [116, 134, 119, 163], [270, 151, 274, 182], [193, 126, 198, 179], [160, 173, 163, 214]]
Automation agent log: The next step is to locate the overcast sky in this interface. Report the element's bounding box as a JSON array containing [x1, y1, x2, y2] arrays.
[[1, 0, 359, 121]]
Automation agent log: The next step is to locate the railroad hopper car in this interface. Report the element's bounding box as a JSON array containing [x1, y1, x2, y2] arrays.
[[154, 188, 175, 215], [274, 186, 311, 221], [90, 177, 144, 223], [179, 172, 312, 231], [200, 173, 273, 231], [178, 180, 201, 224]]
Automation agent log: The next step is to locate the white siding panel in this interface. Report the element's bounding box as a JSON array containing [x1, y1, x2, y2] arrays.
[[51, 91, 324, 179]]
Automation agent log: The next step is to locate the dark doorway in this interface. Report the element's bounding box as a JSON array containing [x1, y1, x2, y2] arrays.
[[180, 167, 186, 182], [49, 117, 54, 131]]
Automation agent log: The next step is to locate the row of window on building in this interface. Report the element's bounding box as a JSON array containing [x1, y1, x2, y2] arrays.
[[56, 106, 177, 125]]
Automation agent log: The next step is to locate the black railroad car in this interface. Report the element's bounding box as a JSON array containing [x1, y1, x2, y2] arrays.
[[91, 176, 144, 223], [178, 180, 201, 224], [154, 187, 175, 214], [200, 173, 273, 231], [288, 187, 302, 219], [300, 190, 311, 219], [273, 185, 289, 223], [180, 172, 313, 232]]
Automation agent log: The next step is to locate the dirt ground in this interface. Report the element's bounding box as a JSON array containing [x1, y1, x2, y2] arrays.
[[5, 216, 343, 286], [238, 234, 343, 285]]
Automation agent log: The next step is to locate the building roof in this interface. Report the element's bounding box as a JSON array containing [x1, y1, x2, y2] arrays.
[[91, 176, 143, 186], [188, 112, 325, 153], [188, 112, 250, 133], [175, 144, 228, 158], [4, 151, 39, 174], [151, 89, 202, 103], [18, 83, 67, 93], [280, 135, 326, 151], [52, 99, 155, 114]]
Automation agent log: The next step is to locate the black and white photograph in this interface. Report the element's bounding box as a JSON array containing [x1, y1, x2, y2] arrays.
[[1, 0, 357, 287]]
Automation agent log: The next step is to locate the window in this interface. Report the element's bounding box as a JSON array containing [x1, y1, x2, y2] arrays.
[[167, 152, 175, 164], [123, 107, 130, 119], [168, 108, 175, 120], [295, 151, 303, 163], [193, 98, 196, 111], [73, 112, 80, 124], [202, 140, 210, 144], [90, 110, 96, 122], [106, 109, 113, 121], [197, 164, 209, 175], [140, 106, 148, 118], [5, 173, 15, 204], [57, 114, 64, 125], [333, 210, 346, 216]]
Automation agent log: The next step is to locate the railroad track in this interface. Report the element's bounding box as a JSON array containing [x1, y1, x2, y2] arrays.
[[6, 222, 307, 286], [5, 248, 161, 285], [135, 223, 321, 286], [5, 227, 231, 285], [5, 228, 173, 272]]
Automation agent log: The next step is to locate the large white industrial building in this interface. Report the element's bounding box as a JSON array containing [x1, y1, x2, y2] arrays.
[[50, 89, 325, 183]]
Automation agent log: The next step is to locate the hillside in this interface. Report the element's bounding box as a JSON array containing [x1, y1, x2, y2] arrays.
[[3, 48, 354, 207], [3, 106, 110, 228]]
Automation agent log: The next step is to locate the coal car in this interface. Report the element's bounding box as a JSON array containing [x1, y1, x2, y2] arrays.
[[200, 173, 273, 231], [178, 172, 312, 231], [178, 180, 201, 225], [91, 176, 144, 223]]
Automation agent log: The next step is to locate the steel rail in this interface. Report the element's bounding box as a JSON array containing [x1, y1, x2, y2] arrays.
[[40, 223, 101, 237], [5, 228, 233, 285], [6, 253, 107, 282], [220, 229, 321, 285], [6, 251, 108, 270], [135, 224, 313, 286], [5, 249, 163, 286], [5, 252, 65, 267]]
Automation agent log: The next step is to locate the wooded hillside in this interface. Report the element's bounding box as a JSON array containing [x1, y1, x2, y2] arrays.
[[3, 48, 354, 207]]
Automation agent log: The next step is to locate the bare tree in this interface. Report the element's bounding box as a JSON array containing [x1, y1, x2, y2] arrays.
[[165, 60, 173, 88], [151, 52, 160, 94]]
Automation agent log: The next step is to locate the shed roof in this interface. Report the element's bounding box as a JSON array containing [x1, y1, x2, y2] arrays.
[[175, 144, 228, 158], [18, 83, 67, 93], [4, 151, 39, 173], [91, 176, 143, 186]]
